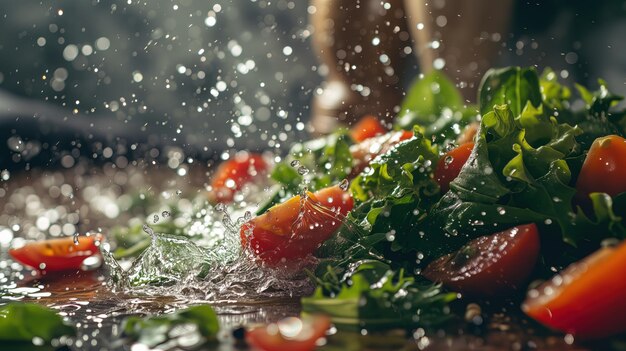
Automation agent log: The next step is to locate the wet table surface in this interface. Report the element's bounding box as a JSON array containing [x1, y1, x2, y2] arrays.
[[0, 162, 619, 350]]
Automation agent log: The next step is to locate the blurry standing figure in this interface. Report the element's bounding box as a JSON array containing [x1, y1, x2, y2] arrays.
[[310, 0, 514, 132]]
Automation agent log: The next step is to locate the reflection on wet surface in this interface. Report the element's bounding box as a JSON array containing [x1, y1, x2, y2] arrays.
[[0, 165, 603, 350]]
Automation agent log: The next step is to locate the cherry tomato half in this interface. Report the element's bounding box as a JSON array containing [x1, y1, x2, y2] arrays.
[[208, 152, 268, 204], [241, 185, 353, 264], [434, 142, 474, 193], [423, 224, 540, 296], [9, 234, 103, 272], [349, 130, 414, 176], [576, 135, 626, 204], [349, 115, 387, 142], [246, 315, 331, 351], [523, 240, 626, 339]]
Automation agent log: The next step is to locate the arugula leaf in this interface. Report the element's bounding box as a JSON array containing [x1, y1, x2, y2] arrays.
[[0, 303, 75, 344], [479, 66, 542, 117], [302, 260, 457, 331], [396, 71, 477, 143], [121, 305, 219, 348]]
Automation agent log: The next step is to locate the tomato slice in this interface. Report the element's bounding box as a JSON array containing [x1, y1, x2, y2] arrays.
[[423, 224, 540, 296], [246, 315, 330, 351], [522, 240, 626, 339], [576, 135, 626, 204], [434, 142, 474, 193], [9, 234, 103, 272], [349, 130, 414, 176], [208, 152, 268, 204], [241, 185, 353, 264], [349, 115, 387, 142]]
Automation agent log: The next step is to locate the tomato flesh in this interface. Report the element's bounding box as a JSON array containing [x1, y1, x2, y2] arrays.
[[523, 240, 626, 339], [349, 130, 413, 176], [423, 224, 540, 296], [576, 135, 626, 203], [241, 185, 353, 264], [208, 152, 267, 204], [246, 315, 330, 351], [434, 142, 474, 193], [349, 115, 387, 142], [9, 234, 103, 272]]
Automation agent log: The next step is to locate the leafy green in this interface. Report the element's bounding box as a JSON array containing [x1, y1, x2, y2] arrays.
[[121, 305, 219, 348], [426, 101, 626, 264], [0, 303, 75, 344], [318, 130, 440, 268], [302, 260, 456, 331], [479, 66, 542, 117], [396, 71, 477, 143]]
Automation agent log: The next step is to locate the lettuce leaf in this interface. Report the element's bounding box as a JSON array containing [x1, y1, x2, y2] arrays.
[[302, 261, 456, 331], [0, 303, 75, 345]]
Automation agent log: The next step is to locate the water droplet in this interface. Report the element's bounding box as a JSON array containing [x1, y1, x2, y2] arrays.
[[297, 166, 309, 175], [339, 179, 349, 191], [153, 214, 159, 223], [244, 211, 252, 221], [497, 207, 506, 215], [290, 159, 300, 168], [73, 233, 80, 245], [215, 203, 226, 212], [444, 155, 454, 165], [161, 210, 170, 218], [176, 190, 183, 196], [142, 224, 154, 237]]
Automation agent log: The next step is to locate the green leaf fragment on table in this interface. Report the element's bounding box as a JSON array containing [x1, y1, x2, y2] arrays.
[[121, 305, 219, 348], [0, 303, 75, 344], [302, 261, 457, 331]]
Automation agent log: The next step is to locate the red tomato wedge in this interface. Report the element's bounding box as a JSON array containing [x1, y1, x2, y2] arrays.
[[241, 185, 353, 264], [423, 224, 540, 296], [246, 315, 331, 351], [576, 135, 626, 203], [349, 115, 387, 142], [349, 130, 414, 176], [522, 240, 626, 339], [208, 152, 268, 204], [9, 234, 103, 272], [435, 142, 474, 193]]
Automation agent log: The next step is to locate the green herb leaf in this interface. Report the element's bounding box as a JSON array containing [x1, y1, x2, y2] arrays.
[[302, 261, 456, 331], [0, 303, 75, 344], [479, 66, 542, 117], [121, 305, 219, 348]]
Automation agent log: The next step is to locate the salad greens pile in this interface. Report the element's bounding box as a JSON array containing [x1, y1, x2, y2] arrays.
[[108, 65, 626, 332]]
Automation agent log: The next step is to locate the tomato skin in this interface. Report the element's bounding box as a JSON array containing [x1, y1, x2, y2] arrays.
[[9, 234, 103, 272], [523, 240, 626, 339], [349, 130, 414, 176], [576, 135, 626, 202], [208, 153, 268, 204], [241, 185, 353, 264], [349, 115, 387, 142], [423, 224, 540, 296], [434, 142, 474, 193], [246, 315, 330, 351]]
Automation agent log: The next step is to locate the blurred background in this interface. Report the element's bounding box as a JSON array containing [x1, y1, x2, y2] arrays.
[[0, 0, 625, 170]]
